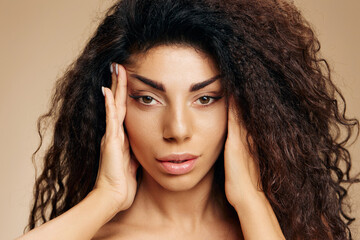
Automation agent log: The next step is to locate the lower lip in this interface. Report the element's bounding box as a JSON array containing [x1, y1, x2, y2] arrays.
[[158, 158, 197, 175]]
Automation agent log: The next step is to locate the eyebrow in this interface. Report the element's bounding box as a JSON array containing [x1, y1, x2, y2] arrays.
[[129, 74, 221, 92], [190, 75, 221, 92]]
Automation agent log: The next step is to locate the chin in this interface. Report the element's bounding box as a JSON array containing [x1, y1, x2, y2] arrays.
[[142, 166, 215, 192]]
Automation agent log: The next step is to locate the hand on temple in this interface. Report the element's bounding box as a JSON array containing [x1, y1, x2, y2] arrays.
[[224, 98, 285, 240], [94, 63, 139, 212]]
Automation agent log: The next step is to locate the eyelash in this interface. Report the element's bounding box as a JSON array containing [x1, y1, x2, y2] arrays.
[[129, 95, 222, 107], [194, 96, 222, 106], [129, 95, 158, 105]]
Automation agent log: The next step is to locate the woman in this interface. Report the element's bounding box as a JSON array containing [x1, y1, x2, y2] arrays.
[[18, 0, 359, 239]]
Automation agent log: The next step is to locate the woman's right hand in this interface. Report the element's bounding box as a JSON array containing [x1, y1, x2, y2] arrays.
[[94, 63, 139, 212], [16, 64, 138, 240]]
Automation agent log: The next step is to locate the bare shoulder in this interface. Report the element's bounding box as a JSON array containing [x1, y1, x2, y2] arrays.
[[90, 212, 126, 240], [92, 220, 243, 240], [91, 216, 137, 240], [92, 212, 244, 240], [91, 221, 120, 240], [91, 213, 149, 240]]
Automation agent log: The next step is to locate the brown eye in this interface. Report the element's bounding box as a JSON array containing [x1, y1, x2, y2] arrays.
[[141, 96, 154, 104], [199, 96, 211, 104], [194, 95, 222, 106], [129, 94, 159, 106]]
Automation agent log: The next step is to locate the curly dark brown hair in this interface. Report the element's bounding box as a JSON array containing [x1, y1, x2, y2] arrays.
[[27, 0, 359, 239]]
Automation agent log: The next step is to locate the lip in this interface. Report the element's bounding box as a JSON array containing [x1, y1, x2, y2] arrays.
[[157, 153, 199, 175], [157, 153, 199, 162]]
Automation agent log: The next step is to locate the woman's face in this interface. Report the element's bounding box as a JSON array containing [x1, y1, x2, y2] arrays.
[[124, 45, 227, 191]]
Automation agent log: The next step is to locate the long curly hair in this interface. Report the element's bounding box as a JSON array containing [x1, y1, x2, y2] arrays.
[[27, 0, 359, 239]]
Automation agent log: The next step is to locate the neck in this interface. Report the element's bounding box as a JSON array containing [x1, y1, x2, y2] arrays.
[[131, 167, 223, 226]]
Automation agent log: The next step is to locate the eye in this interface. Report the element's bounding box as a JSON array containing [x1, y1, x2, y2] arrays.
[[140, 96, 155, 104], [129, 95, 158, 105], [194, 96, 221, 106]]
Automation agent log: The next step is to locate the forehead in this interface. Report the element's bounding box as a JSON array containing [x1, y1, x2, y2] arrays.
[[126, 45, 220, 87]]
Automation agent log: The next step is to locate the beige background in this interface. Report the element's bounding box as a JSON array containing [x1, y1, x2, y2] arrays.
[[0, 0, 359, 239]]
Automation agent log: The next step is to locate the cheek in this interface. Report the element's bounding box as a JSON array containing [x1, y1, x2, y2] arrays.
[[195, 104, 228, 147], [124, 106, 159, 154]]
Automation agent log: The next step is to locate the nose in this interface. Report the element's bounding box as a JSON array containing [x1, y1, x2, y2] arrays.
[[163, 104, 193, 143]]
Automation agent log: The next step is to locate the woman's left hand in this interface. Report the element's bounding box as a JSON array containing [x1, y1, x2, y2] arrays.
[[224, 98, 285, 240], [224, 98, 262, 208]]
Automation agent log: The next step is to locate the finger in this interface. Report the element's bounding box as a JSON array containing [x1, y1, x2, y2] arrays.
[[110, 63, 118, 96], [227, 97, 241, 140], [114, 64, 127, 123], [103, 87, 118, 137], [227, 97, 252, 154], [226, 98, 260, 187]]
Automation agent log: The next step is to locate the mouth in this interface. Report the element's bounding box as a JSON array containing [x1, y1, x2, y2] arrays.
[[157, 153, 199, 162], [156, 153, 199, 175], [167, 160, 188, 163]]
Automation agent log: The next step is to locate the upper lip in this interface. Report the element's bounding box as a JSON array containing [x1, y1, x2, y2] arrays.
[[157, 153, 199, 162]]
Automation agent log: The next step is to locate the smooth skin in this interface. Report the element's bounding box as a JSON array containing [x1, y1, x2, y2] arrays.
[[17, 46, 285, 240]]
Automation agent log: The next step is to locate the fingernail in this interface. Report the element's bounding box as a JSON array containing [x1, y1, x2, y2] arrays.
[[101, 86, 105, 96], [110, 63, 113, 73], [115, 63, 119, 76]]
